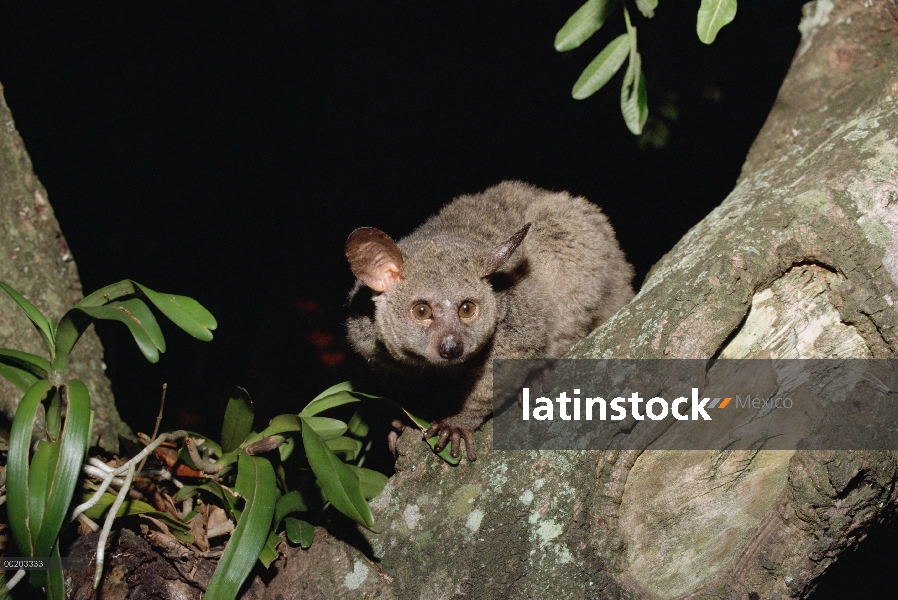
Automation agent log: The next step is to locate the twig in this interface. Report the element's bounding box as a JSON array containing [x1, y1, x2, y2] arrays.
[[137, 383, 167, 475]]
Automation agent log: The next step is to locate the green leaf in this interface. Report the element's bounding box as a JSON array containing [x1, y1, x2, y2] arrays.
[[260, 415, 347, 441], [304, 416, 348, 440], [399, 409, 462, 465], [28, 439, 59, 550], [635, 0, 658, 18], [51, 310, 93, 375], [346, 411, 369, 438], [33, 380, 91, 558], [572, 33, 630, 99], [620, 55, 648, 134], [284, 517, 314, 549], [0, 281, 55, 356], [133, 282, 217, 341], [7, 379, 53, 556], [274, 491, 310, 525], [347, 465, 389, 500], [301, 417, 374, 529], [45, 541, 65, 600], [173, 480, 238, 518], [81, 492, 194, 543], [0, 349, 50, 379], [554, 0, 619, 52], [0, 360, 40, 392], [310, 381, 354, 401], [300, 389, 362, 417], [81, 494, 156, 519], [204, 453, 277, 600], [77, 298, 165, 362], [697, 0, 737, 44], [326, 436, 363, 461], [221, 387, 254, 453], [76, 280, 139, 307], [278, 435, 296, 463], [258, 531, 281, 568]]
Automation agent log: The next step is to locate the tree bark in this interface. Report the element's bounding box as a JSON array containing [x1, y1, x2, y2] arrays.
[[240, 1, 898, 598], [0, 82, 131, 452]]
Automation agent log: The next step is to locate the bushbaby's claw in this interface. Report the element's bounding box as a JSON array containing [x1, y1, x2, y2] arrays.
[[426, 421, 477, 462], [387, 419, 407, 456]]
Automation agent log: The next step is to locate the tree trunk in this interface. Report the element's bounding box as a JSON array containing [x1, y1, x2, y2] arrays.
[[241, 1, 898, 598], [0, 82, 131, 452]]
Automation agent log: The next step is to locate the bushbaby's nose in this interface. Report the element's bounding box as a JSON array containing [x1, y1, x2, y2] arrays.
[[438, 335, 463, 360]]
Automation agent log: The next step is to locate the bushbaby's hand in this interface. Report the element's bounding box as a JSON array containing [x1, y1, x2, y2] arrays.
[[425, 419, 477, 462]]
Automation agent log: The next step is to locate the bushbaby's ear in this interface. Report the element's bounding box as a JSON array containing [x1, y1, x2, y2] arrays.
[[482, 223, 531, 278], [345, 227, 404, 293]]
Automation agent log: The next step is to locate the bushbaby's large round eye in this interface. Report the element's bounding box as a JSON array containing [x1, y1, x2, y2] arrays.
[[411, 302, 432, 321], [458, 300, 477, 322]]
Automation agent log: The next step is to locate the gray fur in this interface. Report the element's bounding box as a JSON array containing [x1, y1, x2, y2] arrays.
[[345, 181, 634, 459]]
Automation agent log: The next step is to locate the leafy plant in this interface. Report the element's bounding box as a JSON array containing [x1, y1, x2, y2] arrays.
[[0, 280, 216, 597], [1, 281, 453, 600], [556, 0, 737, 133]]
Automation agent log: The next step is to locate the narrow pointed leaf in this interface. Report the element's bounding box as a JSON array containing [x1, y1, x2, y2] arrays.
[[77, 299, 164, 362], [204, 453, 277, 600], [310, 381, 354, 401], [400, 408, 462, 465], [572, 33, 630, 99], [621, 55, 648, 134], [81, 494, 156, 519], [278, 435, 296, 462], [34, 380, 91, 558], [304, 416, 348, 440], [134, 283, 217, 341], [635, 0, 657, 18], [347, 465, 389, 500], [301, 417, 374, 528], [7, 379, 53, 556], [258, 531, 281, 568], [28, 439, 58, 550], [326, 436, 363, 461], [52, 310, 93, 373], [346, 411, 369, 438], [285, 517, 315, 548], [172, 480, 237, 517], [274, 491, 311, 525], [300, 389, 363, 417], [0, 349, 50, 379], [77, 280, 138, 307], [260, 414, 347, 441], [697, 0, 737, 44], [0, 360, 40, 392], [77, 280, 136, 307], [45, 541, 65, 600], [554, 0, 619, 52], [80, 492, 194, 542], [0, 281, 54, 355], [221, 387, 254, 453]]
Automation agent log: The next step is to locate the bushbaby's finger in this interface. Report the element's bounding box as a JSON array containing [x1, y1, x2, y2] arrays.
[[449, 430, 462, 458], [434, 427, 451, 452], [463, 430, 477, 462]]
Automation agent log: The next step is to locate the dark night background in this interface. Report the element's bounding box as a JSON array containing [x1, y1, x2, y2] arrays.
[[0, 2, 894, 596]]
